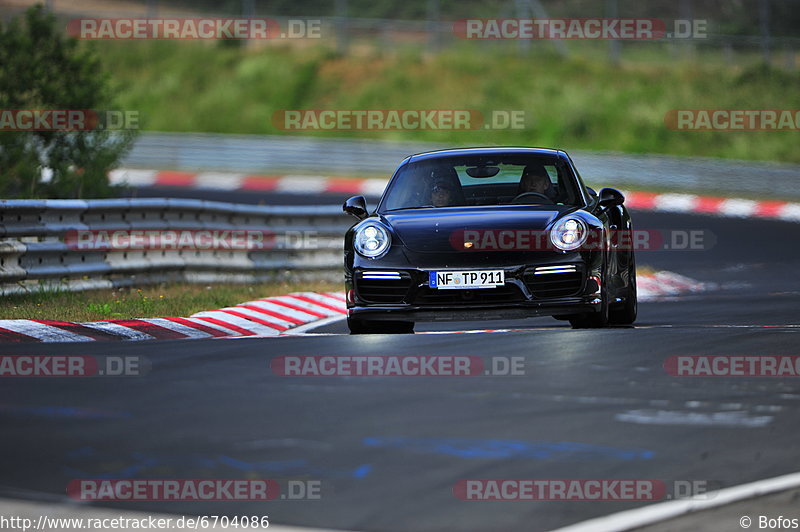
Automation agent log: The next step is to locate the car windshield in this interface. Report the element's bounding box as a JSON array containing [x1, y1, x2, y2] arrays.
[[380, 154, 583, 212]]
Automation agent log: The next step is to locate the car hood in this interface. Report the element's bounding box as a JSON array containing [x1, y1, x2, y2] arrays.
[[381, 205, 580, 253]]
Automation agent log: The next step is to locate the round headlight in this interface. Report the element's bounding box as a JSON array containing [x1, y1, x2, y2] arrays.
[[354, 222, 391, 258], [550, 217, 587, 251]]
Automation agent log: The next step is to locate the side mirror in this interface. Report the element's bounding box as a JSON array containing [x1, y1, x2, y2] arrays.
[[343, 195, 368, 220], [598, 187, 625, 209]]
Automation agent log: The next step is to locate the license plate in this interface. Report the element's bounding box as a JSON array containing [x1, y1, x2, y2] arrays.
[[429, 270, 504, 290]]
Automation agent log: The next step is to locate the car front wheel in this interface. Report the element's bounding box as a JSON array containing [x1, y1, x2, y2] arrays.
[[609, 262, 637, 325]]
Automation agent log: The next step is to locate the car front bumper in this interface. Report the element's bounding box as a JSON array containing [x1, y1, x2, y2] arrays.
[[346, 260, 604, 323], [348, 297, 602, 322]]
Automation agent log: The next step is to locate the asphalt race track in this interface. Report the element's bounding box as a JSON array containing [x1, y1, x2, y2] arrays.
[[1, 194, 799, 531]]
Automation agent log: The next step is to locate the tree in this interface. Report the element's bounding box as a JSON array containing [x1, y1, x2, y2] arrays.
[[0, 4, 137, 198]]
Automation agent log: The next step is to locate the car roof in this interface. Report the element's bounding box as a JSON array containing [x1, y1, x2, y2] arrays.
[[405, 146, 566, 163]]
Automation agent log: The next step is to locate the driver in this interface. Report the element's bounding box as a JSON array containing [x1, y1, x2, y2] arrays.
[[519, 166, 552, 196], [431, 177, 455, 207]]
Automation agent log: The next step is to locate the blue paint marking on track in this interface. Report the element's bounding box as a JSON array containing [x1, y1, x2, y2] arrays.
[[352, 464, 372, 478], [63, 449, 373, 479], [0, 405, 130, 420], [362, 437, 654, 460]]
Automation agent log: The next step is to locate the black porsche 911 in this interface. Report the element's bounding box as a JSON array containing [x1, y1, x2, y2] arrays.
[[342, 147, 637, 334]]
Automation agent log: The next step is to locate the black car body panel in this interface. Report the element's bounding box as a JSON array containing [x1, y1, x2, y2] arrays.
[[343, 147, 636, 329]]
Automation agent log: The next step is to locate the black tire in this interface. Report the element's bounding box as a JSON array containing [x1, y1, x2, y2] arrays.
[[609, 263, 638, 325], [348, 317, 414, 334]]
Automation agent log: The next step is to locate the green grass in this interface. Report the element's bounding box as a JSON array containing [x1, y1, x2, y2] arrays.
[[92, 40, 800, 163], [0, 281, 342, 321]]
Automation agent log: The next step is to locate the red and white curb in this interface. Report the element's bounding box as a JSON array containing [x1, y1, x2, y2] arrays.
[[637, 271, 712, 300], [0, 272, 707, 343], [624, 191, 800, 222], [110, 169, 389, 197], [0, 292, 346, 343], [112, 168, 800, 222]]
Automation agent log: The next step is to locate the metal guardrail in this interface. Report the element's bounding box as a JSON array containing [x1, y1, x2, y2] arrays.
[[124, 132, 800, 199], [0, 198, 352, 295], [124, 132, 424, 175]]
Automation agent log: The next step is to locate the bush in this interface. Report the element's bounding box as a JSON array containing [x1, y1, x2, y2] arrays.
[[0, 4, 137, 198]]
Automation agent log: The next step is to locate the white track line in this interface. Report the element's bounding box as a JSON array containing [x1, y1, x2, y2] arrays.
[[548, 471, 800, 532]]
